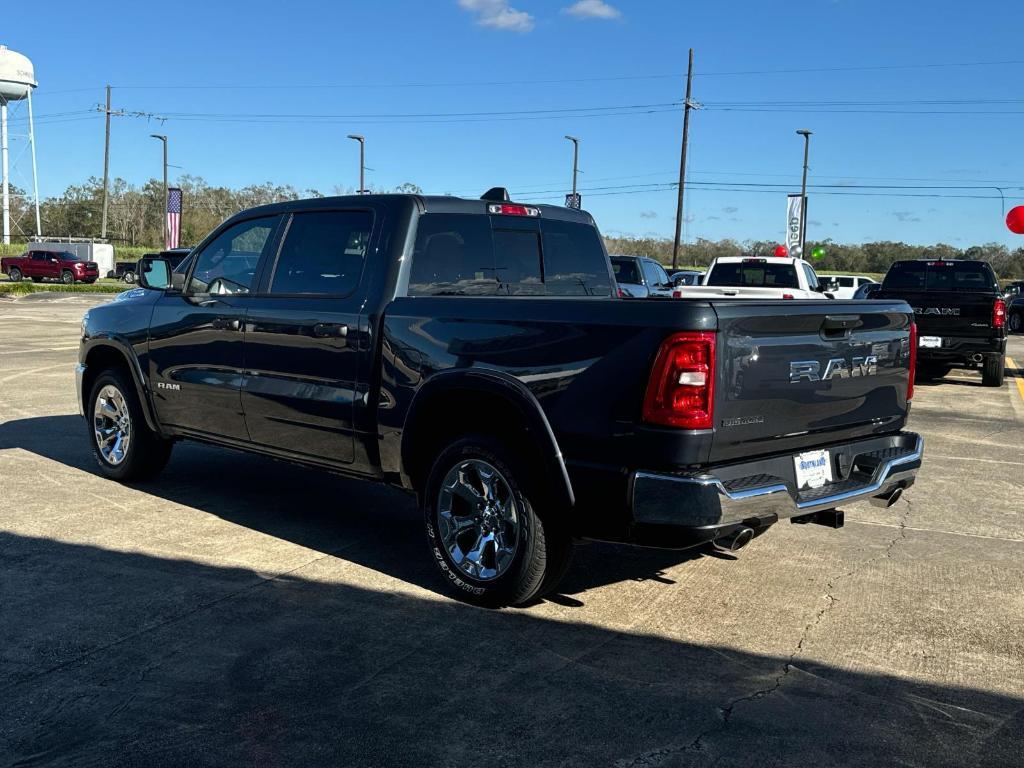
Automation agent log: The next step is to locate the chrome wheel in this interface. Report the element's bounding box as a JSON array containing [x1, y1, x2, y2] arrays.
[[93, 384, 132, 466], [437, 459, 521, 581]]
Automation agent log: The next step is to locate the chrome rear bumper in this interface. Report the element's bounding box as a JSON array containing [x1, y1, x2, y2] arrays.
[[632, 432, 923, 530]]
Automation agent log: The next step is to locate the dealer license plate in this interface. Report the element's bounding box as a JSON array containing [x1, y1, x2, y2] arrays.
[[794, 449, 833, 490], [919, 336, 942, 348]]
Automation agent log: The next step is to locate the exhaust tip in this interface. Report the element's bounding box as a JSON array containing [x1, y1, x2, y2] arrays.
[[716, 526, 755, 552], [870, 486, 904, 509]]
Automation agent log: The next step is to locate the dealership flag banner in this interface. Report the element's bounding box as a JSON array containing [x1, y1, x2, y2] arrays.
[[166, 188, 182, 249], [786, 194, 805, 257]]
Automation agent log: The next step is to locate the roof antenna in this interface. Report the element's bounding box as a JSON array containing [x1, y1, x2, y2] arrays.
[[480, 187, 510, 202]]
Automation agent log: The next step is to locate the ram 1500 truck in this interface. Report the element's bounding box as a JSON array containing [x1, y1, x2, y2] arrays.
[[672, 255, 830, 299], [2, 249, 100, 284], [874, 259, 1007, 386], [77, 191, 923, 606]]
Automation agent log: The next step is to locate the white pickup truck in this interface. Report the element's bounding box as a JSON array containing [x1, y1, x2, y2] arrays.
[[672, 255, 831, 300]]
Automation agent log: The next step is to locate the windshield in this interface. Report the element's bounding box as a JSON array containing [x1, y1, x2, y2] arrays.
[[706, 260, 799, 288], [882, 261, 997, 292], [611, 257, 641, 285]]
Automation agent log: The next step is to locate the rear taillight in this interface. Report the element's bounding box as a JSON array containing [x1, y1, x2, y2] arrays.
[[993, 298, 1006, 329], [617, 287, 628, 298], [907, 322, 917, 401], [642, 332, 716, 429], [782, 293, 795, 300], [672, 289, 682, 298]]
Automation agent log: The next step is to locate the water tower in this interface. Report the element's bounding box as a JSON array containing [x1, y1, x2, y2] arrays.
[[0, 45, 41, 244]]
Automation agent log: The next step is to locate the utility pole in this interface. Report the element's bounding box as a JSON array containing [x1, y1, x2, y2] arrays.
[[796, 129, 812, 257], [150, 134, 168, 247], [101, 85, 111, 240], [564, 135, 579, 198], [672, 48, 695, 270], [347, 134, 365, 193]]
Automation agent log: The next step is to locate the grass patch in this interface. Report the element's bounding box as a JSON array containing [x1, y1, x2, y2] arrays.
[[0, 280, 128, 296]]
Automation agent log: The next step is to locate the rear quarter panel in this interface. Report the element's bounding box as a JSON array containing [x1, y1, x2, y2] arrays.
[[377, 296, 719, 475]]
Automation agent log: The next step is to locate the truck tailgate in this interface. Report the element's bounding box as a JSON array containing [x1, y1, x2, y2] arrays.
[[881, 290, 995, 339], [709, 300, 913, 463]]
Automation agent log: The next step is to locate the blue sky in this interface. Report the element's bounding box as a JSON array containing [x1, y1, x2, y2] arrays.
[[3, 0, 1024, 247]]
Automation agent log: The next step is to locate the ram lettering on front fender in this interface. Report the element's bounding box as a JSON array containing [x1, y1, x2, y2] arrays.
[[789, 355, 878, 383]]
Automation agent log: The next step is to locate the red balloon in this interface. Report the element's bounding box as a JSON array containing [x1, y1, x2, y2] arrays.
[[773, 245, 789, 257], [1007, 206, 1024, 234]]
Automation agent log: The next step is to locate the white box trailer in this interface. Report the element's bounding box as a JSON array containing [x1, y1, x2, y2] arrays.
[[29, 241, 116, 278]]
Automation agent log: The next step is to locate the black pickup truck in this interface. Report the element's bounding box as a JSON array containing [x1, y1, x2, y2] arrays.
[[77, 191, 923, 606], [874, 259, 1007, 386]]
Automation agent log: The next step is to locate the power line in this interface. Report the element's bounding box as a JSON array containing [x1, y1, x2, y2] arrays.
[[93, 58, 1024, 91]]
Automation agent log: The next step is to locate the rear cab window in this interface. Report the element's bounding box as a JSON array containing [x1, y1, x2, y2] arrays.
[[610, 257, 641, 286], [883, 261, 998, 292], [409, 213, 612, 297], [706, 259, 800, 289]]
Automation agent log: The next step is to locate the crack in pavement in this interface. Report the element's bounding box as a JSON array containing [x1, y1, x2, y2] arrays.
[[618, 498, 914, 767]]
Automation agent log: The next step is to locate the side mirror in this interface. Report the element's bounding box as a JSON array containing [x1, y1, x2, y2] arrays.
[[137, 258, 171, 290]]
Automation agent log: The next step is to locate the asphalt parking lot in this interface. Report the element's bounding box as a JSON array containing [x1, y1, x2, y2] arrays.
[[1, 293, 1022, 767]]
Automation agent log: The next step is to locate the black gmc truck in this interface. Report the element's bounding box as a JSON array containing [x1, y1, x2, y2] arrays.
[[77, 191, 923, 606], [874, 259, 1007, 386]]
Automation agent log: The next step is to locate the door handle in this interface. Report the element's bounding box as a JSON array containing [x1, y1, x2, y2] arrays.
[[312, 322, 348, 339], [211, 317, 242, 331]]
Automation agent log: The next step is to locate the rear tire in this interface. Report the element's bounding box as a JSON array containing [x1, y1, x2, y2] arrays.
[[8, 267, 22, 282], [1009, 312, 1022, 334], [982, 355, 1005, 387], [61, 270, 75, 285], [123, 271, 136, 284], [423, 435, 572, 607], [87, 369, 172, 481]]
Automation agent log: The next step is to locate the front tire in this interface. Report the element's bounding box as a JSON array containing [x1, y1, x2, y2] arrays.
[[87, 369, 172, 481], [61, 270, 75, 285], [423, 436, 572, 607], [123, 271, 136, 284], [1010, 312, 1022, 334], [982, 355, 1005, 387]]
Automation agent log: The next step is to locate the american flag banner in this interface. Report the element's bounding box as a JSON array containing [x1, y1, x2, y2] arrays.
[[166, 188, 182, 249]]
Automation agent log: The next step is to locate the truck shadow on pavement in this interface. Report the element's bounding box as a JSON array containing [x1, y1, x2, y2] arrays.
[[0, 530, 1021, 767], [0, 414, 703, 604]]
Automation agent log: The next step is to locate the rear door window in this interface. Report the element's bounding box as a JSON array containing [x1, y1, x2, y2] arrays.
[[409, 213, 611, 297], [269, 211, 372, 296]]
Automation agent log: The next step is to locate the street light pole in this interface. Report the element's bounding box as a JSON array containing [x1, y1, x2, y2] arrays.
[[796, 129, 812, 257], [564, 135, 579, 199], [347, 134, 365, 193], [150, 134, 168, 248]]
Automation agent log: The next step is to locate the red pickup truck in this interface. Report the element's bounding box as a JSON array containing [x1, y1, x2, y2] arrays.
[[1, 250, 100, 284]]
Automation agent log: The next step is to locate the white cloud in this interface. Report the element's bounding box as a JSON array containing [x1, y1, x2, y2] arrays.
[[458, 0, 535, 31], [564, 0, 622, 19]]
